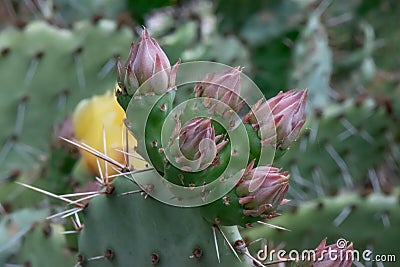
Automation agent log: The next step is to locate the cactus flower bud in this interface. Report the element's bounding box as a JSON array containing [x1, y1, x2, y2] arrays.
[[200, 159, 289, 226], [169, 118, 227, 171], [312, 238, 354, 267], [244, 89, 307, 149], [117, 28, 180, 95], [178, 118, 214, 160], [236, 160, 289, 218], [194, 67, 244, 116]]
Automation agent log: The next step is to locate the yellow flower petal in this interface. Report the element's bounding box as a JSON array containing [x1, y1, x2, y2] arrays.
[[73, 90, 147, 176]]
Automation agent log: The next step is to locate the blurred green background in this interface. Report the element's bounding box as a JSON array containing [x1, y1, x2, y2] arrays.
[[0, 0, 399, 266]]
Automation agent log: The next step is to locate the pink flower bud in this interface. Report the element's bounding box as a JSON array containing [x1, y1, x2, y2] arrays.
[[117, 28, 180, 95], [312, 238, 354, 267], [194, 67, 244, 116], [169, 118, 227, 171], [236, 160, 289, 218], [244, 89, 307, 149], [179, 118, 214, 160]]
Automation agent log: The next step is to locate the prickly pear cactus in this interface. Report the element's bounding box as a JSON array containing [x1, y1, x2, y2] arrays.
[[5, 2, 400, 267], [78, 28, 306, 267], [0, 19, 134, 177], [14, 26, 309, 267], [290, 10, 332, 111], [0, 127, 78, 209], [0, 208, 49, 266], [78, 178, 251, 267], [10, 222, 76, 267]]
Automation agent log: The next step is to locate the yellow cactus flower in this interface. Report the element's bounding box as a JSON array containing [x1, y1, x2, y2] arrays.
[[73, 90, 146, 177]]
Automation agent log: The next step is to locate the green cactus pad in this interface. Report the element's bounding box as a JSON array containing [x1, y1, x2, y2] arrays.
[[0, 208, 49, 266], [290, 12, 332, 111], [0, 132, 79, 209], [200, 187, 264, 227], [124, 91, 175, 172], [0, 20, 133, 178], [78, 177, 252, 267], [244, 123, 262, 165], [11, 222, 76, 267]]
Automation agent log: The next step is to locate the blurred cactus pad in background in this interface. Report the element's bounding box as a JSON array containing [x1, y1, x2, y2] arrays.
[[0, 0, 399, 267]]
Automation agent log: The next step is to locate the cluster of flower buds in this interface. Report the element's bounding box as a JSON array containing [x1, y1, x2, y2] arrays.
[[244, 89, 307, 149], [117, 28, 180, 95], [117, 28, 309, 227]]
